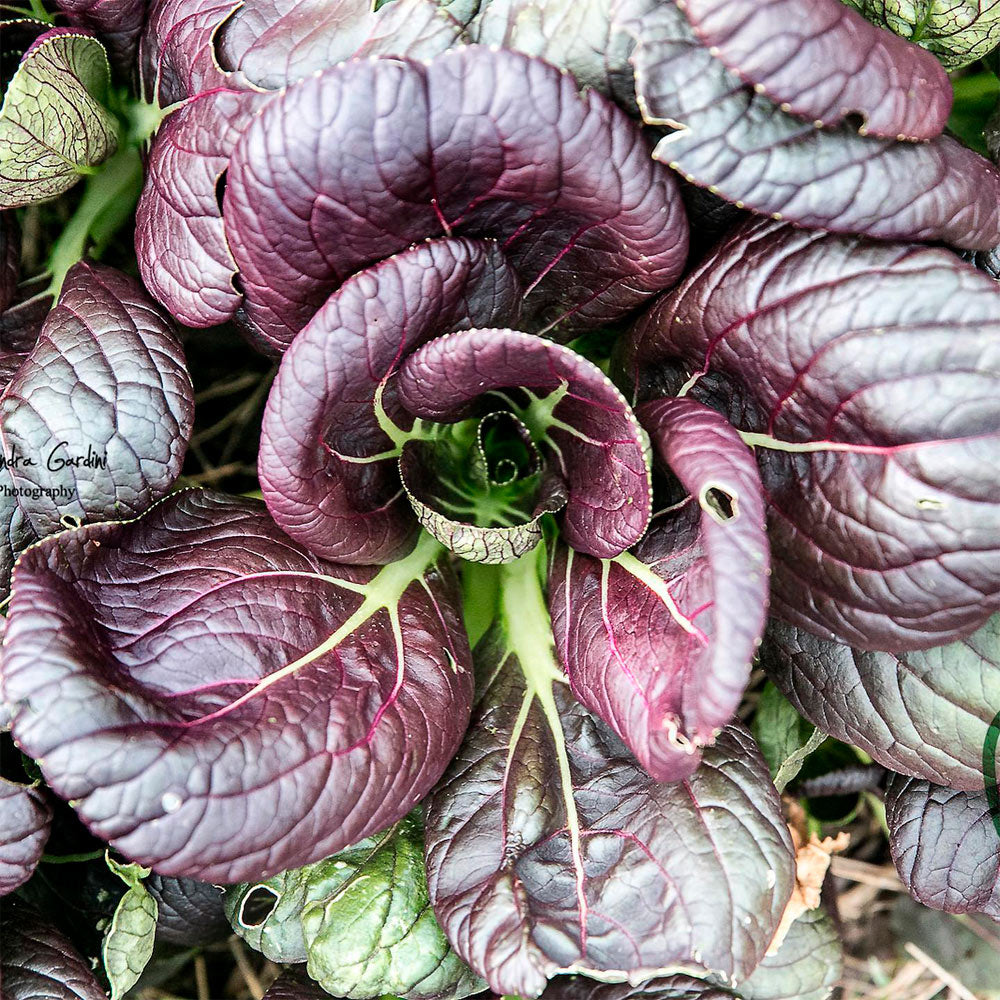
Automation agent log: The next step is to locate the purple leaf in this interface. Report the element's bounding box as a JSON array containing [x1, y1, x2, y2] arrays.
[[548, 397, 769, 782], [216, 0, 463, 89], [0, 490, 474, 882], [262, 971, 330, 1000], [886, 774, 1000, 918], [259, 238, 522, 565], [626, 219, 1000, 651], [136, 0, 463, 332], [398, 328, 652, 559], [457, 0, 638, 97], [0, 262, 193, 588], [135, 89, 268, 328], [763, 615, 1000, 791], [223, 46, 688, 351], [0, 901, 106, 1000], [675, 0, 951, 139], [425, 552, 794, 997], [55, 0, 147, 69], [622, 2, 1000, 248], [146, 874, 231, 946], [541, 977, 735, 999], [0, 777, 52, 896]]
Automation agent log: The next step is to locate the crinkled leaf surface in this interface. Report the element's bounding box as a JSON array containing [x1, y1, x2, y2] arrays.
[[425, 550, 794, 998], [216, 0, 462, 89], [103, 859, 157, 1000], [398, 329, 651, 559], [0, 776, 52, 895], [136, 0, 461, 331], [223, 46, 688, 350], [541, 976, 735, 999], [259, 238, 522, 564], [738, 910, 841, 1000], [627, 219, 1000, 651], [539, 910, 840, 1000], [845, 0, 1000, 70], [146, 874, 230, 946], [0, 490, 474, 882], [0, 900, 106, 1000], [229, 815, 484, 999], [764, 615, 1000, 791], [0, 261, 194, 589], [56, 0, 147, 69], [886, 774, 1000, 917], [262, 971, 331, 1000], [450, 0, 637, 97], [0, 29, 118, 210], [135, 89, 268, 328], [676, 0, 951, 138], [623, 2, 1000, 248], [547, 397, 769, 782]]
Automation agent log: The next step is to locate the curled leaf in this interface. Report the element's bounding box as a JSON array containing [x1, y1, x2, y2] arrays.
[[0, 29, 118, 209], [259, 238, 522, 564], [886, 774, 1000, 917], [627, 219, 1000, 650], [223, 45, 688, 350], [623, 2, 1000, 248], [0, 491, 474, 881], [425, 550, 795, 997], [0, 776, 52, 895], [548, 397, 769, 782], [676, 0, 951, 138]]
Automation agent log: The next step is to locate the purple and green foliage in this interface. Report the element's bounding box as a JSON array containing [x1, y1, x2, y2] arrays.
[[5, 0, 1000, 995]]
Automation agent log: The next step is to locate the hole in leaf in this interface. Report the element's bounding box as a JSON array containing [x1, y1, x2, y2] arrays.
[[215, 170, 228, 215], [843, 111, 867, 134], [59, 514, 82, 529], [701, 486, 737, 522], [238, 886, 279, 927]]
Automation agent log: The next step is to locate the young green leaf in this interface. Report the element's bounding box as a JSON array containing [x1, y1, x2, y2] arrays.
[[753, 683, 817, 781], [0, 29, 118, 209], [227, 816, 484, 999], [843, 0, 1000, 70], [103, 857, 158, 1000]]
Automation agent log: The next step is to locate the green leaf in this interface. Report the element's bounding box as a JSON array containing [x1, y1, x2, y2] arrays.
[[102, 857, 157, 1000], [227, 817, 484, 1000], [949, 71, 1000, 156], [753, 683, 817, 781], [843, 0, 1000, 70], [0, 31, 118, 209]]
